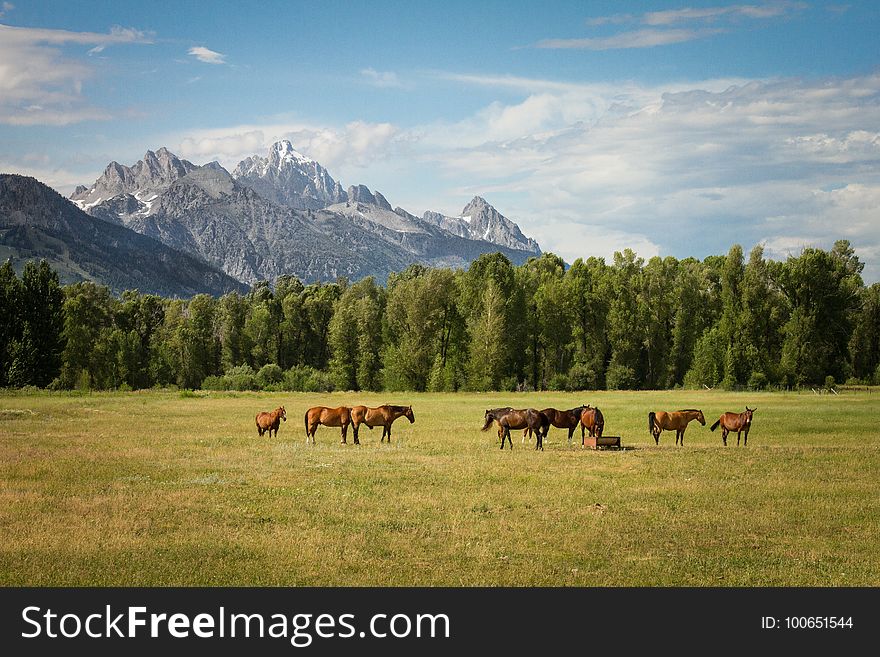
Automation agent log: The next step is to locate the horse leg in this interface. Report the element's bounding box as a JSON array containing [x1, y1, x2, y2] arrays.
[[744, 428, 749, 446], [722, 427, 728, 446], [341, 423, 348, 444], [737, 430, 741, 447], [387, 425, 393, 444]]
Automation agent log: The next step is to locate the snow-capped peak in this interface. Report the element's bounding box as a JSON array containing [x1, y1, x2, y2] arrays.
[[271, 140, 314, 166]]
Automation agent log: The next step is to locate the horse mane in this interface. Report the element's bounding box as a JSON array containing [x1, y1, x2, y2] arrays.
[[385, 405, 409, 412], [677, 408, 701, 412]]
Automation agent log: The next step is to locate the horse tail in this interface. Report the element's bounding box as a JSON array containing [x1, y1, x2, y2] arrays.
[[304, 411, 309, 437], [648, 411, 656, 434], [710, 418, 720, 432]]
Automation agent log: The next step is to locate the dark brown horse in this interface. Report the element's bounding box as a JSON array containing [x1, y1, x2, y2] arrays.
[[648, 409, 705, 445], [580, 405, 605, 445], [255, 406, 286, 437], [521, 405, 589, 445], [483, 408, 549, 451], [351, 404, 415, 444], [304, 406, 351, 444], [710, 407, 756, 446]]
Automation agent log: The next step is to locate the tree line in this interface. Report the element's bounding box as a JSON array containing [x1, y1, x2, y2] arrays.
[[2, 240, 879, 392]]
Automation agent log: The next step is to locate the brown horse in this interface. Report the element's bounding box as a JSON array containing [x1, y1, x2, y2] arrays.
[[648, 409, 705, 445], [521, 405, 589, 445], [710, 407, 756, 446], [255, 406, 286, 437], [483, 408, 549, 451], [351, 404, 415, 444], [304, 406, 351, 444], [580, 406, 605, 445]]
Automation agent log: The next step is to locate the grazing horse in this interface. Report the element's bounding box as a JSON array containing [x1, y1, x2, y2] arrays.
[[580, 406, 605, 445], [648, 409, 705, 445], [710, 407, 756, 446], [521, 406, 589, 445], [351, 404, 415, 444], [255, 406, 286, 438], [304, 406, 351, 444], [483, 408, 549, 451]]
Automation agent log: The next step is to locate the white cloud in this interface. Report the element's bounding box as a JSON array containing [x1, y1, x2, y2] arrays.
[[0, 3, 14, 19], [176, 120, 403, 174], [0, 157, 93, 192], [537, 28, 723, 50], [0, 23, 151, 125], [62, 66, 880, 281], [360, 68, 401, 88], [187, 46, 226, 65], [643, 2, 807, 25], [559, 3, 807, 51], [409, 72, 880, 277]]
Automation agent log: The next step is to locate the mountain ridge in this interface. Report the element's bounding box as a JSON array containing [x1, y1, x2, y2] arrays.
[[0, 174, 247, 296], [61, 141, 541, 287]]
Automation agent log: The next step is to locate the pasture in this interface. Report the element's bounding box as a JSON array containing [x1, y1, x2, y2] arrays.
[[1, 389, 878, 586]]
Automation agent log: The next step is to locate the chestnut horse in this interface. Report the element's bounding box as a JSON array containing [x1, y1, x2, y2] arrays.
[[255, 406, 286, 437], [710, 407, 756, 446], [580, 406, 605, 445], [304, 406, 351, 444], [351, 404, 415, 444], [521, 405, 589, 445], [483, 408, 549, 451], [648, 409, 705, 445]]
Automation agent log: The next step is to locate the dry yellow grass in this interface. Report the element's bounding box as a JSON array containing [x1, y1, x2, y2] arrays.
[[1, 389, 878, 586]]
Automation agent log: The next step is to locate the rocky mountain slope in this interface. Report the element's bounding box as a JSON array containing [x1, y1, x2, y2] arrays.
[[66, 141, 542, 285], [0, 174, 246, 296]]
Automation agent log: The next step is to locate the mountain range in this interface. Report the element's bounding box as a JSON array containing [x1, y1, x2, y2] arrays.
[[1, 140, 541, 295], [0, 174, 246, 296]]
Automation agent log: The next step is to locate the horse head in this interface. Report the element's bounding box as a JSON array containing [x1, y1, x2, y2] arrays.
[[744, 407, 755, 423], [279, 406, 287, 421], [697, 409, 706, 425], [405, 405, 415, 423], [481, 410, 495, 431]]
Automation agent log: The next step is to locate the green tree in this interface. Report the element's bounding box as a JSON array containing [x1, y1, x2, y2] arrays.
[[606, 249, 643, 389], [778, 241, 863, 385], [739, 245, 787, 384], [849, 283, 880, 381], [12, 261, 64, 386], [667, 258, 710, 387], [0, 260, 22, 386], [466, 281, 507, 391], [564, 257, 609, 390], [719, 244, 746, 388], [217, 292, 251, 371], [640, 256, 677, 389]]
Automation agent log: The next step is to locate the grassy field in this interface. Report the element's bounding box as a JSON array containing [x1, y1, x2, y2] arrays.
[[1, 389, 878, 586]]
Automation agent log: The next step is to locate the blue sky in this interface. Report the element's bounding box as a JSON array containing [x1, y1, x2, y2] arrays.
[[2, 1, 879, 279]]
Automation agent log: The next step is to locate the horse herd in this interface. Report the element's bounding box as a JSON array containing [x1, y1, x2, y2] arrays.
[[255, 404, 414, 445], [255, 403, 757, 449]]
